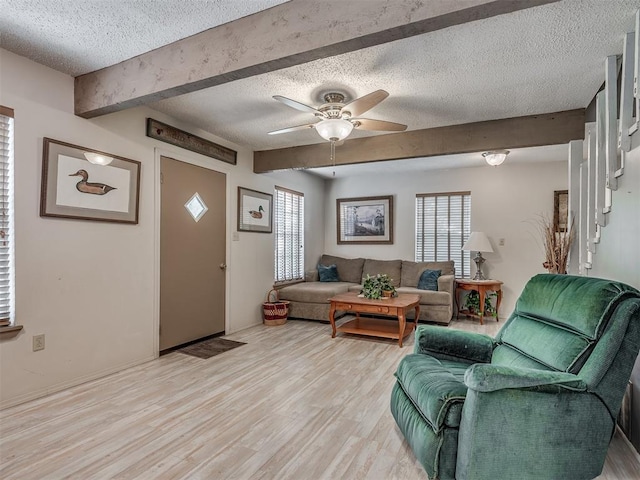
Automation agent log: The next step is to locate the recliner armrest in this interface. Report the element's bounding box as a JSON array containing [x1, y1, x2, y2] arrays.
[[464, 364, 587, 393], [414, 325, 494, 363]]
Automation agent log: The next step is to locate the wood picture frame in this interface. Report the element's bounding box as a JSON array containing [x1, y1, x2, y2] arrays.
[[337, 195, 393, 244], [554, 189, 569, 233], [237, 187, 272, 233], [40, 138, 141, 224]]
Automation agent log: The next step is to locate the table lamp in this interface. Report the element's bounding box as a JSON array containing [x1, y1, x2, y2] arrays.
[[462, 231, 494, 280]]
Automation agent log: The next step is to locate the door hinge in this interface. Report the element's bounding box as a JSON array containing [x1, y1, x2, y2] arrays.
[[160, 172, 164, 184]]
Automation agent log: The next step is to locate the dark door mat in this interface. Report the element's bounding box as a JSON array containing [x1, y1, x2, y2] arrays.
[[178, 337, 246, 359]]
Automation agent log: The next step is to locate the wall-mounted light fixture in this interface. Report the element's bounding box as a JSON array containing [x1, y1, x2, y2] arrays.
[[482, 149, 509, 166]]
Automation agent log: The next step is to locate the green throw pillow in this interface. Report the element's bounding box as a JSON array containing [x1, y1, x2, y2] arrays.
[[418, 269, 441, 291], [318, 264, 339, 282]]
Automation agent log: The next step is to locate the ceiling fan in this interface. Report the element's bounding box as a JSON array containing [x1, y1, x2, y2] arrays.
[[268, 90, 407, 143]]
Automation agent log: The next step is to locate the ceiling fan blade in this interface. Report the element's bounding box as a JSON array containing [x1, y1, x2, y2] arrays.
[[353, 118, 407, 132], [268, 123, 318, 135], [273, 95, 320, 114], [342, 90, 389, 117]]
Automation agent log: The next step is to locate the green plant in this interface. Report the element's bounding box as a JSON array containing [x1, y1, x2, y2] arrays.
[[362, 274, 396, 299], [464, 290, 497, 316]]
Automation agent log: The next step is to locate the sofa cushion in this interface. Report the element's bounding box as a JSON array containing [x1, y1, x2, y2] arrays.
[[318, 264, 339, 282], [278, 282, 354, 303], [362, 259, 402, 287], [418, 269, 441, 291], [394, 354, 468, 433], [401, 261, 455, 287], [396, 287, 451, 306], [304, 269, 319, 282], [320, 255, 365, 284]]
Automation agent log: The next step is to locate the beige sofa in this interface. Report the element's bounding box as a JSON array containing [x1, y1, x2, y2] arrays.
[[277, 254, 455, 324]]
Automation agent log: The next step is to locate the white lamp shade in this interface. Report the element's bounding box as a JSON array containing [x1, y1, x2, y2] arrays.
[[315, 118, 354, 141], [84, 152, 113, 166], [482, 150, 509, 166], [462, 231, 494, 253]]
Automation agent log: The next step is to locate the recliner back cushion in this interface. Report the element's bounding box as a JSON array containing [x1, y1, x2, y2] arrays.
[[494, 314, 591, 371], [493, 274, 639, 373]]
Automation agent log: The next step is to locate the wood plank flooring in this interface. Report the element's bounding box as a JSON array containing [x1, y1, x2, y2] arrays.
[[1, 316, 639, 479]]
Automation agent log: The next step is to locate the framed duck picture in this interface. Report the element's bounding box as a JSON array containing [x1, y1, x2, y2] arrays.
[[237, 187, 272, 233], [40, 138, 141, 224]]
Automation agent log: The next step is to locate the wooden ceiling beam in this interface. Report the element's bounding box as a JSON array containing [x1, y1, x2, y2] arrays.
[[74, 0, 560, 118], [253, 109, 585, 173]]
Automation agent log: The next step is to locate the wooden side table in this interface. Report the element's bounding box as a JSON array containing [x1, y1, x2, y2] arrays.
[[455, 279, 503, 325]]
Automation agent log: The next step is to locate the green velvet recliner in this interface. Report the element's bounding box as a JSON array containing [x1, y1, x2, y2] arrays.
[[390, 274, 640, 480]]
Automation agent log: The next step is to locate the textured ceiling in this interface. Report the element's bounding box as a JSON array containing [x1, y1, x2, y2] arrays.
[[0, 0, 289, 76], [2, 0, 639, 177], [148, 0, 639, 151]]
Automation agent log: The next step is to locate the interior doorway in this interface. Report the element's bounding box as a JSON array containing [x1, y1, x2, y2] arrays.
[[159, 155, 226, 351]]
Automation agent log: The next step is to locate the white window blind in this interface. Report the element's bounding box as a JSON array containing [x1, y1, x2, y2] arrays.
[[0, 106, 14, 324], [274, 186, 304, 283], [416, 191, 471, 278]]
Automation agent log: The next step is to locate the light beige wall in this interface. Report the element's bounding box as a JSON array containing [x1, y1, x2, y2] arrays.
[[324, 161, 568, 317], [0, 49, 325, 407]]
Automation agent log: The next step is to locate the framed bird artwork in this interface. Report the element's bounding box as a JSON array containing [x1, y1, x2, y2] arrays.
[[40, 138, 141, 224], [237, 187, 272, 233]]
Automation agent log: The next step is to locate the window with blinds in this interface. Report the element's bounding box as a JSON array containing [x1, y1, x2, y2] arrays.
[[274, 186, 304, 283], [0, 106, 14, 325], [416, 191, 471, 278]]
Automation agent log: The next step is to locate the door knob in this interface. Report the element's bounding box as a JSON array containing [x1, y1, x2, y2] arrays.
[[219, 263, 227, 270]]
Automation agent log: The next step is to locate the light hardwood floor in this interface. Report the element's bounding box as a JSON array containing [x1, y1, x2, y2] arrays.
[[1, 317, 639, 479]]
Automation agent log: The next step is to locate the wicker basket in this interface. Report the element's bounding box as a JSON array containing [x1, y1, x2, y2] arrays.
[[262, 289, 290, 326]]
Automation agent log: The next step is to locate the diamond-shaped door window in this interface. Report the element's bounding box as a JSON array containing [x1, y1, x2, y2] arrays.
[[185, 192, 208, 222]]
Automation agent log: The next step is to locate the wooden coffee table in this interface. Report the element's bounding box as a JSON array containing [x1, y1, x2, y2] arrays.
[[328, 292, 420, 347]]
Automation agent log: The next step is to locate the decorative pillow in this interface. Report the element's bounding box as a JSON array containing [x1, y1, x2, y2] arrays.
[[418, 269, 441, 291], [318, 264, 339, 282]]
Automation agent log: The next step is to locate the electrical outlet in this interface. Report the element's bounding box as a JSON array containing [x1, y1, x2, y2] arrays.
[[33, 334, 45, 352], [499, 238, 505, 246]]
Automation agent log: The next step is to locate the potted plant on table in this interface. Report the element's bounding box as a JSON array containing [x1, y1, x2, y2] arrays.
[[362, 274, 397, 299], [463, 290, 497, 317]]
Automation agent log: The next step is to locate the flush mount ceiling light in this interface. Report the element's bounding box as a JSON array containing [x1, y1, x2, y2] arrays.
[[84, 152, 114, 166], [482, 150, 509, 166]]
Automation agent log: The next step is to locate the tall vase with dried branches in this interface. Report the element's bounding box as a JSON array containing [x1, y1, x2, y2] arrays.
[[537, 214, 575, 274]]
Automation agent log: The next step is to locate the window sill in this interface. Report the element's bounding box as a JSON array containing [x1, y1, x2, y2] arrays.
[[0, 325, 23, 338]]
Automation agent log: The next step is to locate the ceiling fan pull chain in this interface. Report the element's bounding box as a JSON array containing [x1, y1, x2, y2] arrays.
[[331, 140, 336, 176]]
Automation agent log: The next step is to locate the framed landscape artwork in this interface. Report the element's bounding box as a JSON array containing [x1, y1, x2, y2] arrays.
[[40, 138, 141, 224], [337, 195, 393, 244], [238, 187, 272, 233]]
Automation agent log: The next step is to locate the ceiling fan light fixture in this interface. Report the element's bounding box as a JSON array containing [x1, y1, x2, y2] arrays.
[[482, 149, 509, 166], [84, 152, 114, 166], [315, 118, 354, 142]]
